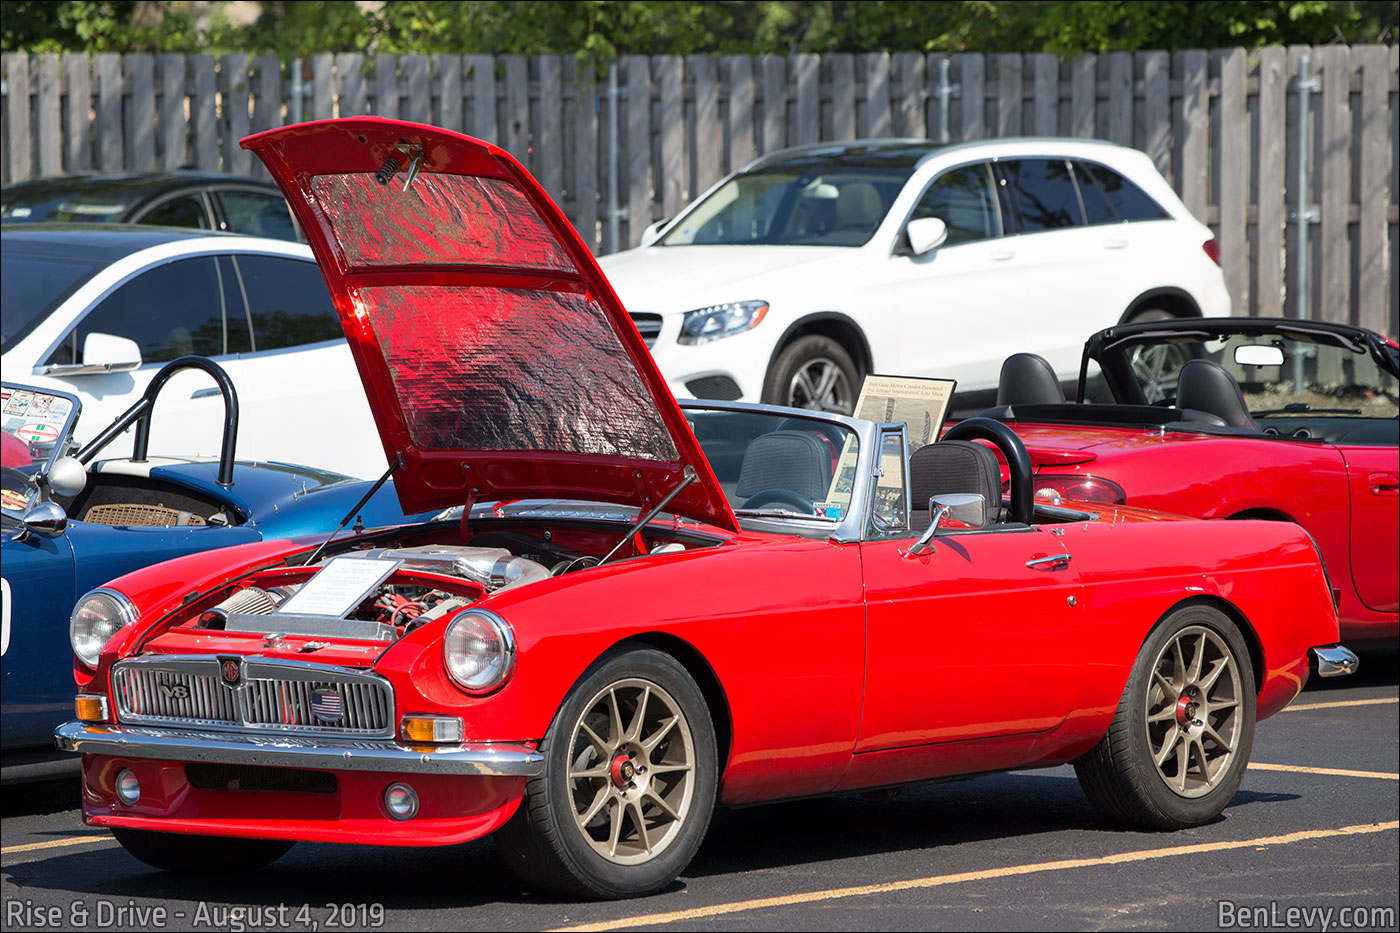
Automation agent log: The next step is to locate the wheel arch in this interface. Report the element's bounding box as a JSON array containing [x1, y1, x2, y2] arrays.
[[1151, 594, 1265, 698], [1119, 287, 1204, 324], [601, 632, 735, 775], [767, 313, 873, 379], [1226, 507, 1300, 525]]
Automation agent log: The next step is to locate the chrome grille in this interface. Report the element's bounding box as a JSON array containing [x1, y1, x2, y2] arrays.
[[112, 656, 394, 737], [629, 313, 663, 348]]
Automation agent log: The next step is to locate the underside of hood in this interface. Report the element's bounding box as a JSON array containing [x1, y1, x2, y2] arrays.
[[241, 118, 736, 532]]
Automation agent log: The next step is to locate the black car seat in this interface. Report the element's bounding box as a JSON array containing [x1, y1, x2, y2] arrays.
[[908, 440, 1007, 531], [1175, 360, 1260, 431], [995, 352, 1066, 407], [736, 430, 833, 508]]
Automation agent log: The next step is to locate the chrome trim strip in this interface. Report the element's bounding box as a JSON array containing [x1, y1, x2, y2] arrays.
[[54, 722, 543, 777], [1309, 644, 1359, 678]]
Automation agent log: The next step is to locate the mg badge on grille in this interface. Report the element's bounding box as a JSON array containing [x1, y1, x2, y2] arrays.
[[310, 689, 344, 723], [159, 681, 190, 700], [219, 656, 242, 686]]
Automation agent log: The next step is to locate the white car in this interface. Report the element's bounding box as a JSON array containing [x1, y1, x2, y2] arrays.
[[1, 226, 385, 478], [600, 137, 1231, 412]]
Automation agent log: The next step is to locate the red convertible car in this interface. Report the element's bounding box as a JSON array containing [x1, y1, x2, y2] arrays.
[[982, 318, 1398, 645], [56, 119, 1355, 900]]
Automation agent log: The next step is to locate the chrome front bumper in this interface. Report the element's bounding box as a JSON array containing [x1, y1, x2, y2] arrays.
[[54, 721, 543, 777], [1309, 644, 1360, 678]]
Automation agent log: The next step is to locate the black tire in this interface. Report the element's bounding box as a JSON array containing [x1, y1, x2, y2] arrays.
[[1074, 605, 1256, 829], [112, 828, 294, 872], [1126, 306, 1175, 324], [495, 648, 717, 899], [762, 335, 860, 414]]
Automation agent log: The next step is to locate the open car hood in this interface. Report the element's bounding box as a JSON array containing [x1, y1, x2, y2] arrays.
[[243, 119, 736, 531]]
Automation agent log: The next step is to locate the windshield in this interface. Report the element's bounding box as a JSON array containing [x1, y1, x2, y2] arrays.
[[1, 185, 133, 223], [658, 167, 910, 248], [1113, 330, 1398, 421], [1, 251, 105, 353], [686, 409, 858, 521]]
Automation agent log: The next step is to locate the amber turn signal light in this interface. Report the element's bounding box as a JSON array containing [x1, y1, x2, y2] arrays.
[[400, 715, 464, 744], [75, 695, 109, 721]]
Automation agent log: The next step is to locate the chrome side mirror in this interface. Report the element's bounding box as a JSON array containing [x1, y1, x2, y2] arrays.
[[908, 493, 988, 556], [21, 501, 68, 539]]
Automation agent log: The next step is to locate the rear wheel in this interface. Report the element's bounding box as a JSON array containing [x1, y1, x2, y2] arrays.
[[762, 335, 859, 414], [496, 648, 717, 899], [112, 828, 293, 872], [1074, 605, 1255, 828]]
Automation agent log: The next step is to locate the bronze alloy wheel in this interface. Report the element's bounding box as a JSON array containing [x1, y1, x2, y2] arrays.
[[1143, 624, 1244, 798], [566, 677, 697, 864], [1073, 605, 1256, 829], [495, 648, 717, 898]]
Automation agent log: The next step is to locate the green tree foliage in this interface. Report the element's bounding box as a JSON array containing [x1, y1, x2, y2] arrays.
[[3, 1, 1394, 55]]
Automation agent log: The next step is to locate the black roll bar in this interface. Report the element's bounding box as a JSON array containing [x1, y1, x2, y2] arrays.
[[76, 356, 240, 487]]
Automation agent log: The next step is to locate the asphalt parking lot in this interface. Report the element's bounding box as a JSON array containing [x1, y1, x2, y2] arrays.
[[3, 650, 1396, 933]]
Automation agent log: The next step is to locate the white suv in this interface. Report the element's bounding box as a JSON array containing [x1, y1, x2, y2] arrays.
[[600, 137, 1230, 412]]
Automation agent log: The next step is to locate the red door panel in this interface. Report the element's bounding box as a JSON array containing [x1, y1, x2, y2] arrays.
[[858, 527, 1085, 755], [1341, 445, 1400, 613]]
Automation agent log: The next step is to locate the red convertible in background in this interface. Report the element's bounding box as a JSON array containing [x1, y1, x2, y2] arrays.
[[984, 318, 1398, 644], [56, 120, 1354, 900]]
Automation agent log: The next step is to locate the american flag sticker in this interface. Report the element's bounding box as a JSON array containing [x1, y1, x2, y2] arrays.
[[311, 688, 344, 722]]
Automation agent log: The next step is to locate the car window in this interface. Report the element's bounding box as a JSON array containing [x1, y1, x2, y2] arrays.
[[910, 163, 998, 246], [137, 195, 212, 230], [230, 255, 341, 352], [218, 190, 299, 241], [659, 166, 911, 248], [1, 252, 106, 353], [1000, 159, 1084, 233], [1075, 162, 1169, 223], [45, 257, 226, 365]]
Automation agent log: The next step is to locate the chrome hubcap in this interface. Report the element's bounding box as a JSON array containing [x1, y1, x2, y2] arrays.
[[567, 678, 695, 864], [1145, 625, 1243, 798], [787, 358, 853, 413]]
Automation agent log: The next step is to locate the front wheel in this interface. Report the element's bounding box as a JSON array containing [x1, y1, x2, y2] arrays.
[[112, 828, 294, 872], [762, 335, 859, 414], [1074, 605, 1256, 828], [495, 648, 717, 898]]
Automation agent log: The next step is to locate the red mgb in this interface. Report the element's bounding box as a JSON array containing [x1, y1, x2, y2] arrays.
[[57, 119, 1355, 899]]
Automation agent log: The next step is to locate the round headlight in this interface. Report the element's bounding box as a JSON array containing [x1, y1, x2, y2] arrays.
[[442, 609, 515, 694], [70, 588, 137, 668]]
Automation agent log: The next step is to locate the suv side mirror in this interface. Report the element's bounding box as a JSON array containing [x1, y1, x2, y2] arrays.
[[639, 219, 670, 248], [40, 333, 143, 377], [906, 217, 949, 257]]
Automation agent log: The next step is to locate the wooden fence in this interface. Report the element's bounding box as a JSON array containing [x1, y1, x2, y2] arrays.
[[2, 47, 1396, 336]]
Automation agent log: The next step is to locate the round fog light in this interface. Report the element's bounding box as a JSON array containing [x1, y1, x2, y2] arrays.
[[115, 769, 140, 807], [383, 782, 419, 821]]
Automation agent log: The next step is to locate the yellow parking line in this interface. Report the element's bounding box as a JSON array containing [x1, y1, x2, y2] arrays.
[[1250, 762, 1398, 780], [548, 821, 1399, 932], [1283, 697, 1398, 712], [2, 834, 114, 856]]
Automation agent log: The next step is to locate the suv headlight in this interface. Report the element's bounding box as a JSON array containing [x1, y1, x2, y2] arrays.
[[443, 609, 516, 694], [70, 588, 137, 668], [678, 300, 769, 345]]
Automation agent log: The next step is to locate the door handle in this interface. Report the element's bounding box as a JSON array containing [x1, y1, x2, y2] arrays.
[[991, 251, 1015, 262], [1026, 553, 1072, 569], [1102, 239, 1128, 250], [1369, 472, 1399, 497], [190, 387, 220, 400]]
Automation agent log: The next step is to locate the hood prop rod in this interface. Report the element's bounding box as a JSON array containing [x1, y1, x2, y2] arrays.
[[597, 465, 697, 567], [303, 454, 404, 566]]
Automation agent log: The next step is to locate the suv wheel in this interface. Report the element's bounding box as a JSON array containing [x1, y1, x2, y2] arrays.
[[762, 336, 859, 414]]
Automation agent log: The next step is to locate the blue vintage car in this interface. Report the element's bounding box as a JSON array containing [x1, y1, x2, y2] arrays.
[[1, 358, 417, 781]]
